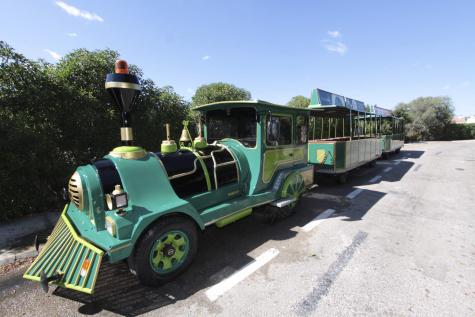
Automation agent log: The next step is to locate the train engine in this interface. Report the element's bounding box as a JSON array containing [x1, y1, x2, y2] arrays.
[[24, 60, 313, 294]]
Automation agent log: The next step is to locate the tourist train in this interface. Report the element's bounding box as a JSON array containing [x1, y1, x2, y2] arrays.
[[24, 60, 403, 294]]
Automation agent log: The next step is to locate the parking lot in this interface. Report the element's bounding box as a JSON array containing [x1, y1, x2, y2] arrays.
[[1, 140, 474, 316]]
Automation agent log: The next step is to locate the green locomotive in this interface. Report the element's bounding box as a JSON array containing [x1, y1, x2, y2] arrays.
[[24, 61, 313, 294]]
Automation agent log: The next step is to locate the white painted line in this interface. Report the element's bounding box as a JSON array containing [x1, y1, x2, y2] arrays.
[[383, 167, 393, 173], [346, 188, 363, 199], [369, 175, 382, 183], [301, 209, 336, 232], [205, 248, 280, 302], [393, 160, 401, 165]]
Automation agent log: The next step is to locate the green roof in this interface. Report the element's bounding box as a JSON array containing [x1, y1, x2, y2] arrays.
[[193, 100, 309, 114]]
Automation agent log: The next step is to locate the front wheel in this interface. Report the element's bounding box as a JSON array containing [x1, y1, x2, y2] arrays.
[[131, 217, 198, 286]]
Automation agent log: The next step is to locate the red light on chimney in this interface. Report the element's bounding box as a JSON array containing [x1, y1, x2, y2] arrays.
[[115, 60, 129, 74]]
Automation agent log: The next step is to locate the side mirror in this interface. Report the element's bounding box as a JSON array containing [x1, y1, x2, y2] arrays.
[[267, 117, 280, 144]]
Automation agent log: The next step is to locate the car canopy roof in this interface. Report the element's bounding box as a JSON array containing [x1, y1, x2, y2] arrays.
[[194, 100, 309, 115]]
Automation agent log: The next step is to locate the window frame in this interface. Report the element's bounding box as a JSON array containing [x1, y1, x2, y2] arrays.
[[295, 114, 308, 145], [204, 107, 258, 148]]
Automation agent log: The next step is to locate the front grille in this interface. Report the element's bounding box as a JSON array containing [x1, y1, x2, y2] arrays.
[[23, 209, 104, 294], [68, 172, 84, 210]]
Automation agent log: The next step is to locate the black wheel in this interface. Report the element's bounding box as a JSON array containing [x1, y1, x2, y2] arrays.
[[337, 172, 348, 184], [368, 160, 376, 168], [130, 216, 198, 286], [381, 153, 389, 160], [255, 172, 305, 224], [395, 148, 401, 154], [257, 204, 297, 224]]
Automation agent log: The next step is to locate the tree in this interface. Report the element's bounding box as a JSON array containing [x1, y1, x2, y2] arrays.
[[394, 96, 454, 141], [191, 82, 251, 108], [287, 95, 310, 108]]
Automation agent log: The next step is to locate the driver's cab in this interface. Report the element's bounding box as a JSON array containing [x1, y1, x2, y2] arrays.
[[195, 100, 309, 197]]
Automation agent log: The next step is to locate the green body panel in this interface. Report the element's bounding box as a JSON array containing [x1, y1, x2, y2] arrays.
[[262, 147, 305, 183], [308, 142, 335, 166], [186, 182, 243, 212], [76, 164, 106, 231], [307, 142, 345, 168], [215, 208, 252, 228]]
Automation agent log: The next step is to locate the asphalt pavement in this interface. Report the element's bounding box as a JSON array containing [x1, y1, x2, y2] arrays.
[[0, 140, 474, 317]]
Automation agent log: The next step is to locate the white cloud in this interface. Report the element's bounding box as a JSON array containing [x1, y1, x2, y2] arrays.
[[322, 31, 347, 55], [202, 55, 210, 60], [44, 49, 62, 61], [67, 32, 78, 37], [55, 1, 103, 22], [186, 88, 194, 94], [327, 30, 341, 38], [323, 41, 347, 55], [443, 84, 451, 90], [461, 80, 471, 87]]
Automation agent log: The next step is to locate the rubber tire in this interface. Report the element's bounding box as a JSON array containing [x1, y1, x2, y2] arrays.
[[255, 195, 301, 224], [368, 160, 376, 168], [337, 172, 348, 184], [395, 148, 401, 154], [261, 205, 293, 224], [130, 216, 198, 286]]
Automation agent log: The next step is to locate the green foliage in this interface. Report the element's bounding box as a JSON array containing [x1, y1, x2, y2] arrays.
[[0, 41, 190, 222], [380, 121, 393, 135], [191, 82, 251, 108], [287, 95, 310, 108], [443, 123, 475, 140], [394, 96, 455, 141]]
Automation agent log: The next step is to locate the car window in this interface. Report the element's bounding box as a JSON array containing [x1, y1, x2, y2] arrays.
[[267, 115, 292, 146]]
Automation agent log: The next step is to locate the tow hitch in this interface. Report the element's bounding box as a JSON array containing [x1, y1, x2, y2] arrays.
[[40, 270, 64, 293]]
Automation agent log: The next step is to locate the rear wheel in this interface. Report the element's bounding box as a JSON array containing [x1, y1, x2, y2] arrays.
[[131, 217, 198, 286], [395, 148, 401, 154], [257, 172, 305, 223], [337, 172, 348, 184]]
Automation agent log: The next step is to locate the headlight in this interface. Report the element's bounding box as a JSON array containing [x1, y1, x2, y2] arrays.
[[106, 184, 128, 210], [105, 217, 117, 236]]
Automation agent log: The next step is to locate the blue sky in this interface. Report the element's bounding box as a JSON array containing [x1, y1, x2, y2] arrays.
[[1, 1, 474, 115]]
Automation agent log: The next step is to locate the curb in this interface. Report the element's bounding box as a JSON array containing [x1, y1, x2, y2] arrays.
[[0, 247, 37, 266], [0, 211, 59, 267]]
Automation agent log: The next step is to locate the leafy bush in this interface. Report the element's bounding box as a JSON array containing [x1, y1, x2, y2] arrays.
[[0, 42, 190, 222], [443, 124, 475, 140]]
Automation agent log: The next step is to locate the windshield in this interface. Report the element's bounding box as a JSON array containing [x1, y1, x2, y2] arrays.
[[206, 107, 257, 147]]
